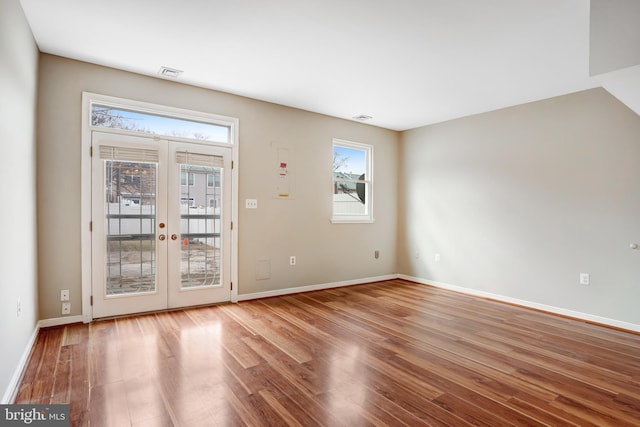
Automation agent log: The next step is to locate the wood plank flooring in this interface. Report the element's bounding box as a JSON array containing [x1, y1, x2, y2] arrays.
[[15, 279, 640, 426]]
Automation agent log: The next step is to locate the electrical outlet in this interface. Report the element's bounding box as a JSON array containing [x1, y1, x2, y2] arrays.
[[289, 256, 296, 266], [579, 273, 590, 285], [62, 302, 71, 315], [60, 289, 70, 301], [374, 250, 380, 259]]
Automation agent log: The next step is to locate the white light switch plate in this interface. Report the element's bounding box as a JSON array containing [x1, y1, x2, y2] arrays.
[[579, 273, 590, 285]]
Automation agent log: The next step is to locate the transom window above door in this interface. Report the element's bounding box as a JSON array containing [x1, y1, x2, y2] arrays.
[[90, 104, 231, 143]]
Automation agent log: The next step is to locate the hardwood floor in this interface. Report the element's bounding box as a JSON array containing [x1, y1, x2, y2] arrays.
[[15, 279, 640, 426]]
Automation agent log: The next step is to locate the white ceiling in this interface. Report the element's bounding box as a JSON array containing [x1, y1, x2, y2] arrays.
[[19, 0, 599, 131]]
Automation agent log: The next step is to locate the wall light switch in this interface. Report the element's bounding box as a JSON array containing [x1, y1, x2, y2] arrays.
[[246, 199, 258, 209], [60, 289, 70, 301]]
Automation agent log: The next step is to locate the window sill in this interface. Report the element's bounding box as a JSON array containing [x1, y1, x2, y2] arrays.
[[331, 217, 375, 224]]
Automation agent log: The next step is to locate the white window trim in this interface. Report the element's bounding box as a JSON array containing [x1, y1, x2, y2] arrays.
[[331, 138, 374, 224], [81, 92, 240, 323]]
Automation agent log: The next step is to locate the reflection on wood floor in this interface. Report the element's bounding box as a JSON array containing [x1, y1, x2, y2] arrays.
[[15, 279, 640, 426]]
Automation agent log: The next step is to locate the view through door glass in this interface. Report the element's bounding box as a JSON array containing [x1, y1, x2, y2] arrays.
[[105, 160, 158, 295], [179, 163, 222, 289]]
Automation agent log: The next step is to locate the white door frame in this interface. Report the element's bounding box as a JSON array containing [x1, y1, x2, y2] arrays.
[[81, 92, 239, 322]]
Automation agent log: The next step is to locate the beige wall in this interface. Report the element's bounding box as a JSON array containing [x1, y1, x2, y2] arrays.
[[0, 0, 39, 401], [37, 54, 399, 320], [590, 0, 640, 117], [590, 0, 640, 76], [399, 88, 640, 325]]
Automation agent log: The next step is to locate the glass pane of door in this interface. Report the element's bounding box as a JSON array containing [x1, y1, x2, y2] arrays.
[[179, 164, 222, 289], [104, 160, 157, 295]]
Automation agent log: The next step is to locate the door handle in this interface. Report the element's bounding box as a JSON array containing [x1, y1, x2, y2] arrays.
[[171, 234, 178, 241], [159, 234, 166, 241]]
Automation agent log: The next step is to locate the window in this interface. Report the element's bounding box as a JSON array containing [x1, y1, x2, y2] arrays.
[[181, 197, 195, 207], [181, 172, 194, 186], [332, 139, 373, 223], [91, 104, 230, 143], [122, 174, 141, 185], [207, 173, 214, 187]]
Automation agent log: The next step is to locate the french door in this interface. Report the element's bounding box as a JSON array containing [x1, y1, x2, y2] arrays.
[[91, 131, 231, 318]]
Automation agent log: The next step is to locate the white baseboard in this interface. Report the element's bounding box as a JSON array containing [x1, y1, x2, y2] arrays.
[[5, 274, 635, 404], [1, 324, 39, 404], [238, 274, 398, 301], [399, 274, 640, 333], [1, 315, 84, 404], [38, 315, 84, 328]]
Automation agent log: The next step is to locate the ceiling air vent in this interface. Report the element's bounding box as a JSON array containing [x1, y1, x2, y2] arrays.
[[158, 66, 183, 79], [352, 114, 373, 121]]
